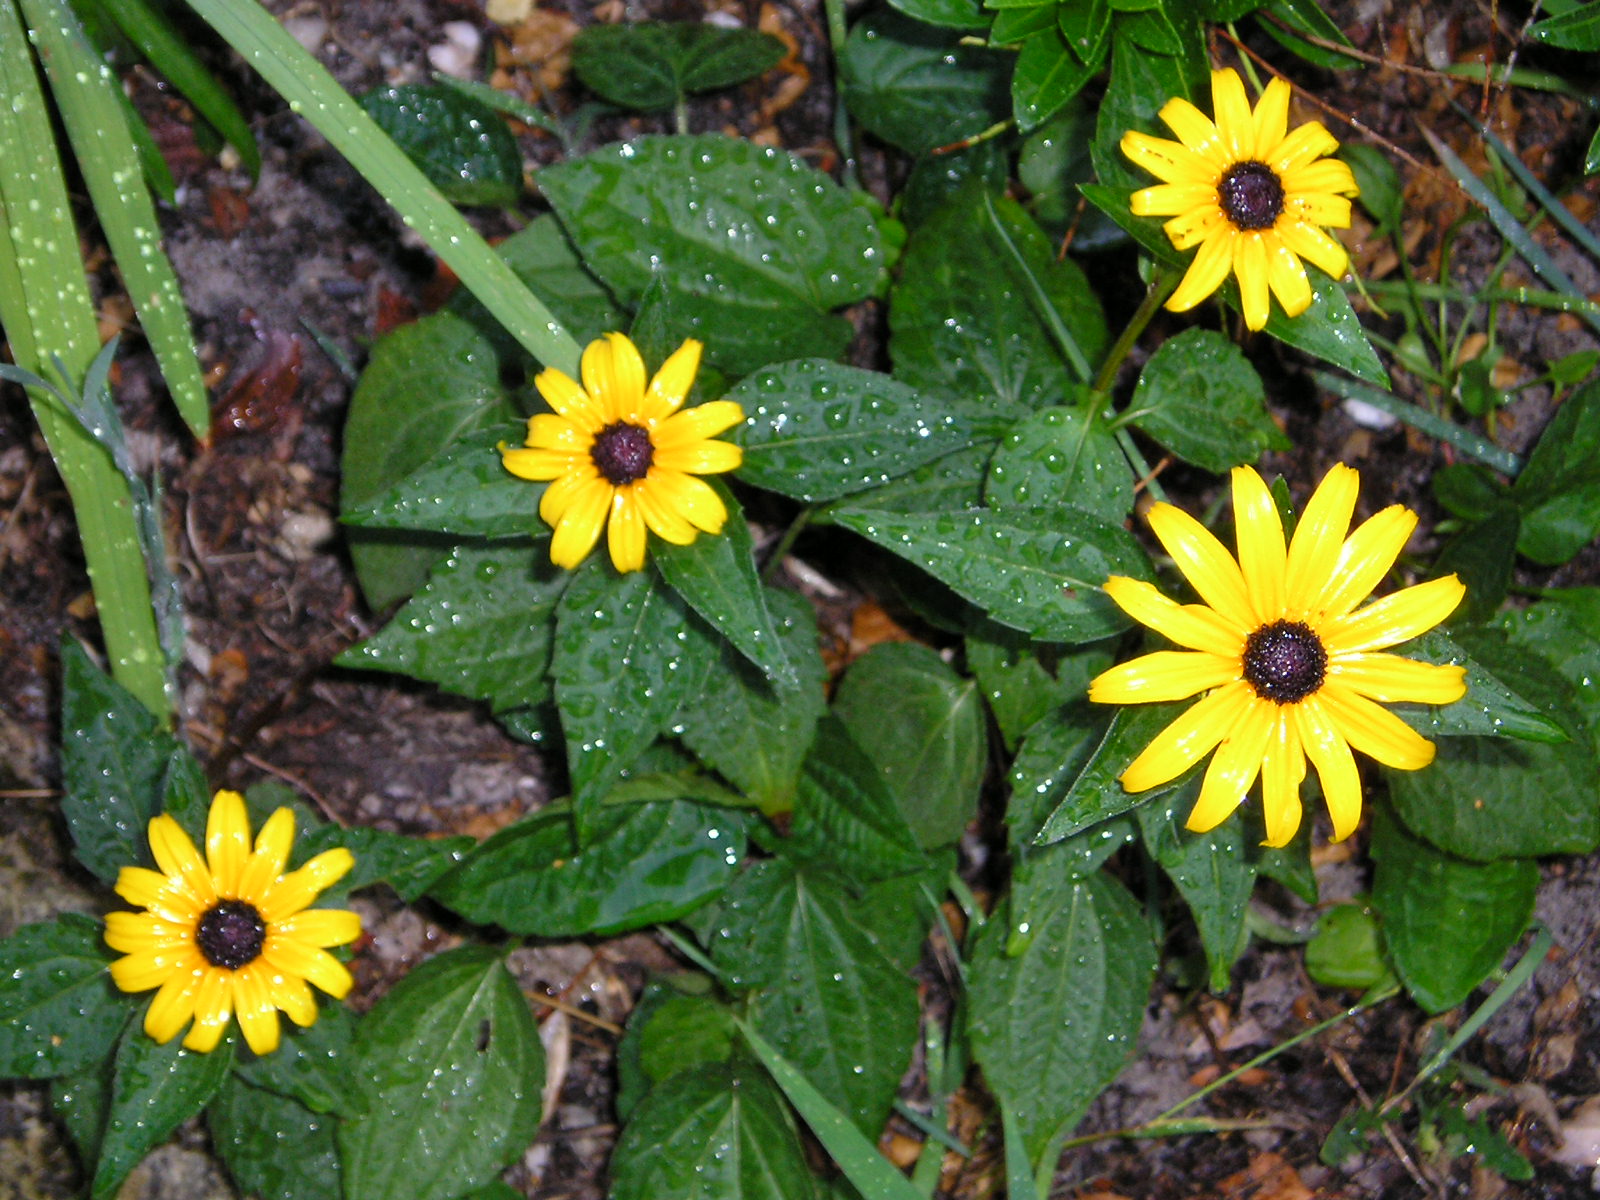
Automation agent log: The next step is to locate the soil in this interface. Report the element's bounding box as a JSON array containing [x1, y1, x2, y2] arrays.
[[2, 1, 1599, 1198]]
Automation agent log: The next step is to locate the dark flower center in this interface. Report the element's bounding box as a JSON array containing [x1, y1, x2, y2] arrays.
[[1242, 620, 1327, 704], [591, 422, 655, 486], [1218, 161, 1285, 231], [196, 900, 266, 969]]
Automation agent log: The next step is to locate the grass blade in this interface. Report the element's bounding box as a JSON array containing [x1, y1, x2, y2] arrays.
[[22, 0, 210, 440], [181, 0, 583, 377], [1309, 369, 1523, 476]]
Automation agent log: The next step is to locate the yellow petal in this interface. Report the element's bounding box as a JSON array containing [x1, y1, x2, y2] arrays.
[[258, 848, 354, 924], [1121, 130, 1214, 186], [1120, 681, 1253, 793], [1129, 182, 1218, 219], [264, 938, 354, 999], [633, 480, 698, 544], [274, 908, 362, 949], [1162, 204, 1226, 252], [1318, 682, 1438, 769], [501, 446, 577, 483], [104, 910, 177, 954], [582, 332, 647, 423], [547, 478, 611, 569], [653, 400, 746, 447], [1165, 227, 1234, 311], [645, 338, 703, 419], [1146, 503, 1256, 633], [1231, 467, 1286, 624], [538, 467, 603, 526], [1210, 69, 1254, 162], [1268, 122, 1339, 174], [115, 865, 201, 918], [1283, 157, 1359, 198], [525, 412, 593, 454], [143, 968, 203, 1044], [1294, 697, 1363, 841], [111, 945, 201, 993], [232, 965, 281, 1056], [147, 815, 215, 906], [1087, 651, 1239, 704], [645, 471, 728, 534], [268, 971, 318, 1028], [652, 438, 743, 476], [238, 809, 294, 901], [1323, 574, 1465, 655], [606, 490, 649, 573], [1287, 192, 1352, 227], [1284, 463, 1359, 617], [1329, 653, 1468, 705], [1252, 77, 1291, 160], [1314, 504, 1417, 620], [1263, 231, 1313, 318], [206, 790, 252, 897], [533, 365, 590, 419], [1258, 713, 1306, 848], [1277, 220, 1349, 279], [181, 969, 233, 1053], [1099, 576, 1243, 656], [1234, 232, 1271, 331], [1184, 696, 1274, 833]]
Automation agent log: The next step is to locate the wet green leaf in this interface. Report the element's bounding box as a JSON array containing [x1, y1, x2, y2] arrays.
[[1031, 702, 1188, 843], [730, 359, 980, 503], [888, 0, 989, 30], [428, 800, 748, 936], [1510, 376, 1600, 564], [358, 84, 521, 206], [1528, 0, 1600, 49], [1126, 328, 1289, 471], [343, 426, 541, 539], [987, 404, 1133, 521], [825, 442, 995, 517], [540, 135, 880, 374], [232, 1004, 366, 1118], [832, 643, 984, 849], [572, 22, 785, 110], [833, 504, 1149, 644], [1090, 30, 1203, 192], [209, 1075, 342, 1200], [0, 914, 127, 1079], [1138, 793, 1255, 993], [788, 716, 929, 878], [296, 825, 472, 905], [1392, 628, 1570, 744], [1371, 810, 1537, 1014], [1012, 26, 1101, 131], [339, 948, 543, 1200], [615, 976, 727, 1119], [1304, 902, 1392, 991]]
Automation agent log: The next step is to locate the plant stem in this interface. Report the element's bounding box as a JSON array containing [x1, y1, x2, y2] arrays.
[[761, 505, 814, 583], [821, 0, 858, 186], [1088, 266, 1177, 407]]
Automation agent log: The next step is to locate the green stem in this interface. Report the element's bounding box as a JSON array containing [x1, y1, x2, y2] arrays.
[[761, 505, 814, 583], [1089, 266, 1177, 405], [821, 0, 857, 187]]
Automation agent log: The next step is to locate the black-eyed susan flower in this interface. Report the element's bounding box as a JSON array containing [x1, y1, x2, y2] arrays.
[[105, 790, 360, 1055], [1088, 464, 1467, 847], [1121, 67, 1360, 331], [500, 332, 744, 573]]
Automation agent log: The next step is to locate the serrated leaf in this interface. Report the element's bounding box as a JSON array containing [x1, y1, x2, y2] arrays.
[[1137, 793, 1255, 993], [831, 643, 984, 849], [209, 1075, 342, 1200], [0, 914, 127, 1078], [1392, 628, 1570, 744], [1012, 26, 1100, 131], [232, 1004, 365, 1118], [1031, 702, 1187, 843], [986, 404, 1132, 521], [92, 1025, 233, 1199], [540, 135, 880, 374], [729, 358, 980, 503], [1528, 0, 1600, 48], [679, 590, 827, 814], [1090, 30, 1203, 191], [837, 9, 1008, 155], [571, 22, 786, 110], [1259, 0, 1363, 67], [1510, 377, 1600, 565], [635, 988, 738, 1092], [788, 716, 930, 878], [709, 859, 922, 1136], [1496, 589, 1600, 724], [971, 625, 1112, 755], [891, 184, 1107, 411], [338, 948, 543, 1200], [294, 825, 472, 904], [338, 541, 565, 713], [1126, 328, 1289, 471], [967, 871, 1155, 1165], [428, 800, 748, 936], [832, 504, 1149, 643], [341, 311, 512, 609], [889, 0, 989, 29], [357, 84, 521, 206], [343, 426, 543, 538], [59, 641, 178, 883], [1371, 810, 1538, 1014], [654, 482, 795, 686], [826, 442, 994, 517], [611, 1062, 823, 1200]]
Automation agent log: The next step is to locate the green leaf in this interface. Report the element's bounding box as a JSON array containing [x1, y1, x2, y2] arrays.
[[967, 871, 1155, 1165], [654, 482, 796, 686], [337, 541, 565, 713], [729, 359, 980, 503], [1259, 0, 1363, 68], [831, 643, 984, 849], [338, 947, 544, 1200], [1371, 810, 1538, 1014], [837, 9, 1009, 155], [1392, 628, 1569, 744], [571, 22, 785, 110], [986, 404, 1133, 521], [232, 1004, 366, 1118], [1137, 793, 1255, 993], [92, 1025, 233, 1199], [1496, 589, 1600, 726], [428, 800, 748, 936], [825, 442, 994, 517], [611, 1061, 823, 1200], [343, 425, 541, 538], [678, 590, 827, 814], [710, 859, 922, 1136], [1012, 27, 1101, 132], [832, 504, 1149, 643], [1090, 30, 1203, 192], [209, 1075, 342, 1200], [970, 627, 1111, 754], [1303, 903, 1393, 991], [788, 716, 930, 879], [891, 184, 1107, 411], [341, 311, 512, 609], [1431, 504, 1519, 625], [357, 84, 521, 207], [1125, 328, 1290, 472], [552, 563, 715, 826], [59, 640, 178, 883], [0, 914, 127, 1078], [539, 134, 880, 375], [296, 825, 472, 904], [1510, 376, 1600, 565], [52, 1059, 113, 1174], [890, 0, 989, 29], [616, 976, 731, 1119], [1529, 0, 1600, 49], [1031, 702, 1186, 843]]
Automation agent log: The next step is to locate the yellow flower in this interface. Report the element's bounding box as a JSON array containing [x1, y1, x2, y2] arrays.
[[1121, 67, 1359, 331], [500, 332, 745, 573], [1088, 465, 1467, 847], [105, 790, 361, 1055]]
